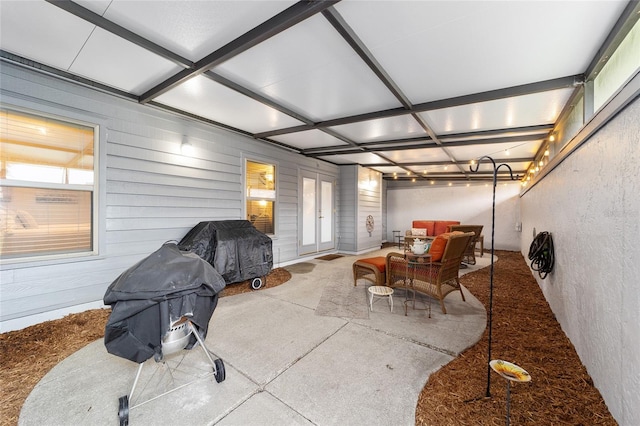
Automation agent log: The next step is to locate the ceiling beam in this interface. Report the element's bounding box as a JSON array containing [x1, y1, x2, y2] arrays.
[[438, 124, 553, 141], [322, 7, 412, 109], [360, 157, 531, 168], [139, 0, 339, 103], [387, 172, 527, 181], [204, 71, 313, 125], [254, 74, 583, 138], [304, 133, 545, 156]]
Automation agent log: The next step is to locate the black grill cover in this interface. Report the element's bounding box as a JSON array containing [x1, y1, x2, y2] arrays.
[[103, 243, 226, 363], [178, 220, 273, 284]]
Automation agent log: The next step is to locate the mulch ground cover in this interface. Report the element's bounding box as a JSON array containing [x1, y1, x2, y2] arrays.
[[1, 253, 615, 425], [416, 250, 615, 425]]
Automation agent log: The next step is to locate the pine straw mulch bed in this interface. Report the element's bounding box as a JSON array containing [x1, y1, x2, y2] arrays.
[[416, 250, 615, 425], [0, 253, 615, 425]]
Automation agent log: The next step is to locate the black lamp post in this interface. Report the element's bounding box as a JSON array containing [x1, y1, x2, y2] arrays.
[[469, 156, 518, 398]]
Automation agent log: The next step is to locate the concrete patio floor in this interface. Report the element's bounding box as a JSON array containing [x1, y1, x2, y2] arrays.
[[19, 247, 490, 426]]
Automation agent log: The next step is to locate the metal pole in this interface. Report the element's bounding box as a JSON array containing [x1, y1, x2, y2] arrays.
[[506, 380, 511, 426], [469, 157, 518, 398]]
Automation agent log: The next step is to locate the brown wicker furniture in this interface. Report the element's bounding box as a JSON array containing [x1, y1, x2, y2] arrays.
[[385, 231, 475, 314], [353, 256, 386, 287], [447, 225, 484, 265], [404, 220, 460, 249]]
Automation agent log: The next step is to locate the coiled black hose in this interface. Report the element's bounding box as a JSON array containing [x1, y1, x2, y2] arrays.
[[528, 231, 554, 279]]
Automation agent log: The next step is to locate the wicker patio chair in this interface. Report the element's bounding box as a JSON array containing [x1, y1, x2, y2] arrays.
[[447, 225, 484, 265], [385, 232, 475, 314]]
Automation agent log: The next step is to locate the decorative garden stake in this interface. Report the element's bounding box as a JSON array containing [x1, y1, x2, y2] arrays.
[[490, 359, 531, 426], [469, 156, 518, 397]]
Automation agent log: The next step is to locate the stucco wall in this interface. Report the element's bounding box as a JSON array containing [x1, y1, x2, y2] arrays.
[[386, 182, 522, 251], [520, 97, 640, 425]]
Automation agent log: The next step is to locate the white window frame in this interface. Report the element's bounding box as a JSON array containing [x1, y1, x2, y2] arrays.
[[244, 157, 278, 237], [0, 106, 101, 265]]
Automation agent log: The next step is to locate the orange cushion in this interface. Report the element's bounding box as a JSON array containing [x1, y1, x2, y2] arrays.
[[429, 231, 465, 261], [358, 257, 386, 273], [434, 221, 460, 236], [428, 235, 448, 261], [412, 221, 435, 236]]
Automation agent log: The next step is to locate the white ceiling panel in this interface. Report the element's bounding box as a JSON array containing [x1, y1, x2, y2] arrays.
[[335, 1, 628, 103], [155, 75, 305, 134], [380, 147, 451, 164], [0, 1, 95, 70], [420, 88, 575, 135], [2, 0, 633, 184], [270, 130, 349, 150], [445, 140, 544, 162], [317, 152, 388, 165], [330, 115, 427, 143], [214, 14, 402, 121], [69, 28, 183, 95], [76, 0, 297, 62], [407, 164, 461, 175]]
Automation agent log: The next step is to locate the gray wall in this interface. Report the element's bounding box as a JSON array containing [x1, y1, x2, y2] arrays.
[[520, 96, 640, 426], [356, 166, 382, 252], [386, 182, 522, 251], [0, 63, 338, 330], [337, 165, 382, 254], [337, 165, 357, 253]]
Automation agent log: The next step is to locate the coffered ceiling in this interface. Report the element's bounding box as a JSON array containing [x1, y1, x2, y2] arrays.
[[0, 0, 633, 183]]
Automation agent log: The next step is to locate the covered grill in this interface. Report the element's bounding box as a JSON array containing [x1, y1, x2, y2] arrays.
[[178, 220, 273, 290], [103, 243, 227, 425]]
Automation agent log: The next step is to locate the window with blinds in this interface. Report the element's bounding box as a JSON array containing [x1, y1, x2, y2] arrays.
[[246, 160, 275, 235], [0, 108, 96, 260]]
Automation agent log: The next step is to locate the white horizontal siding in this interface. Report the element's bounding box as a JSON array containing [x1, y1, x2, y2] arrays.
[[356, 166, 382, 252], [338, 165, 357, 252], [0, 62, 338, 329]]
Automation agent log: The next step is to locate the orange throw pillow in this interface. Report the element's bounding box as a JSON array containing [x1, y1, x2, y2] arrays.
[[429, 235, 447, 261]]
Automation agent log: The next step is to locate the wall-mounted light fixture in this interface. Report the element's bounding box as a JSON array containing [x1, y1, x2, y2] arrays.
[[181, 136, 194, 155]]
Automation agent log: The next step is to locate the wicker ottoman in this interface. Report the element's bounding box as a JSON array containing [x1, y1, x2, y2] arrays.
[[352, 257, 386, 287]]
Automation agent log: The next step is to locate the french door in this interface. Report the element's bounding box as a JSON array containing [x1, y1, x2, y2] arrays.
[[299, 170, 335, 255]]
